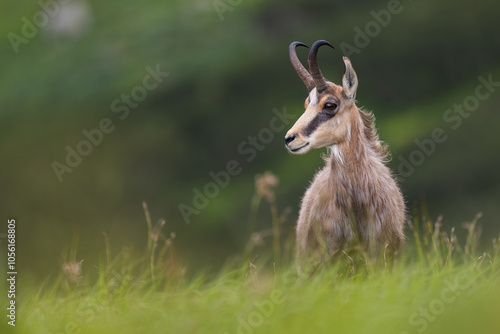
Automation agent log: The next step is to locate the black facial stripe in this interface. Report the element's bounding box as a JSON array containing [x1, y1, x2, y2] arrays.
[[303, 112, 334, 137]]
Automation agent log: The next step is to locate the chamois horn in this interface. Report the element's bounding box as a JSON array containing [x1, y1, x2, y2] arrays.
[[289, 41, 315, 92], [307, 40, 334, 93]]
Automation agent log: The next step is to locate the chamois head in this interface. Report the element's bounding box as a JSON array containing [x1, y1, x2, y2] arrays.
[[285, 40, 359, 155]]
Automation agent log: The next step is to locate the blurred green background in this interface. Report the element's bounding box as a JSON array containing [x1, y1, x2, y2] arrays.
[[1, 0, 499, 282]]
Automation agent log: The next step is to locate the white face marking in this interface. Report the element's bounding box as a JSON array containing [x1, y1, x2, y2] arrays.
[[308, 88, 318, 106]]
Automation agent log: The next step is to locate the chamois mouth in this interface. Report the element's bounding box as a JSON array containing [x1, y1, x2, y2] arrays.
[[289, 143, 309, 153]]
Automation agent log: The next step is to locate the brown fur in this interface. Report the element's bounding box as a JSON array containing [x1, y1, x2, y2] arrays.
[[285, 58, 406, 269]]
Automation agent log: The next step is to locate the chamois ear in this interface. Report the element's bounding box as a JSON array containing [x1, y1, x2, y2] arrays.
[[342, 57, 358, 100]]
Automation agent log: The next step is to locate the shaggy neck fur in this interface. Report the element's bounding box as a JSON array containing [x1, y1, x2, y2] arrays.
[[326, 108, 391, 240]]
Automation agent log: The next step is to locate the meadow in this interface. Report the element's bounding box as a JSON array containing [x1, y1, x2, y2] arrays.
[[1, 1, 500, 333], [12, 181, 500, 334]]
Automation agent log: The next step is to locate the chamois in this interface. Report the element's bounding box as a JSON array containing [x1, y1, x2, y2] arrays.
[[285, 40, 405, 267]]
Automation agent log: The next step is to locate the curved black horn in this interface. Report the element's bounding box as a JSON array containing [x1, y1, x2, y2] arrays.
[[289, 42, 315, 91], [307, 40, 334, 93]]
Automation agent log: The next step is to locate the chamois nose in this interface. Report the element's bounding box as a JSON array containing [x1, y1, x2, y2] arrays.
[[285, 135, 296, 145]]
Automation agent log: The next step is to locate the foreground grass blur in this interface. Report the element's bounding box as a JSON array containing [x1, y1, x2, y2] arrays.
[[13, 175, 500, 334]]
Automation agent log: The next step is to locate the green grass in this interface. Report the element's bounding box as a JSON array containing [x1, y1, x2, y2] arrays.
[[11, 181, 500, 334]]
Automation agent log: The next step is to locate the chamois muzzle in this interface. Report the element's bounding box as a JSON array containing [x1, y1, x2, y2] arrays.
[[284, 135, 296, 146]]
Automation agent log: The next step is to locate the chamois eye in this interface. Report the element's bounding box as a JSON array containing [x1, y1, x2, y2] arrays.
[[323, 102, 338, 112]]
